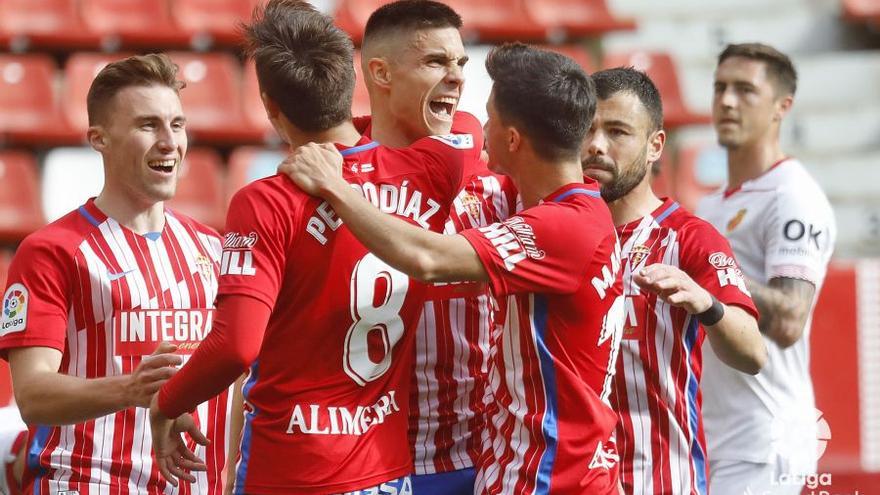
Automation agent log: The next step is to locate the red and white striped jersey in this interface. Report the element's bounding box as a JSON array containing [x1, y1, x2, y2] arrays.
[[0, 199, 231, 495], [610, 199, 758, 495], [461, 181, 625, 495], [411, 172, 518, 474]]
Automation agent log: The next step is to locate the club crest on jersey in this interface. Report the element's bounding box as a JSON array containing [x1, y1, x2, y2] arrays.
[[195, 254, 214, 283], [0, 283, 27, 336], [428, 133, 474, 149], [708, 251, 750, 295], [460, 192, 482, 222], [628, 244, 651, 269], [727, 208, 747, 232]]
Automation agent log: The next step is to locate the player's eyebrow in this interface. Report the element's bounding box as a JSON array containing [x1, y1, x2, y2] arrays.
[[603, 119, 635, 131]]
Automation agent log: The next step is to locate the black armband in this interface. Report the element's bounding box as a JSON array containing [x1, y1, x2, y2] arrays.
[[696, 296, 725, 326]]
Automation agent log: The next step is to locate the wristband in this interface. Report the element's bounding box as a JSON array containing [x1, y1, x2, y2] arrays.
[[696, 296, 725, 326]]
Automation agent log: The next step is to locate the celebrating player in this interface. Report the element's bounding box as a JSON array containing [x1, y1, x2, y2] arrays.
[[582, 67, 766, 495], [697, 43, 836, 495], [0, 54, 230, 494], [149, 1, 482, 493], [282, 43, 625, 494], [356, 2, 516, 492]]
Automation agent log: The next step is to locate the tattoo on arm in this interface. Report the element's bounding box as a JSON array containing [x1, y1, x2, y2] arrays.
[[745, 276, 816, 348]]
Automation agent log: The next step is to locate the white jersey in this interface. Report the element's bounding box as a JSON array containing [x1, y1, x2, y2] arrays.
[[696, 158, 836, 470]]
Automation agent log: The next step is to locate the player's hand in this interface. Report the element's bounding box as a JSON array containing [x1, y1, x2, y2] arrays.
[[634, 263, 713, 315], [126, 342, 182, 408], [149, 395, 209, 486], [278, 142, 344, 197]]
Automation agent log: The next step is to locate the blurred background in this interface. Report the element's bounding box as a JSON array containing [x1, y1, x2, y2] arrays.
[[0, 0, 877, 490]]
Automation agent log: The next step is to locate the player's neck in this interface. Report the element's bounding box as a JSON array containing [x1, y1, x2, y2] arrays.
[[515, 157, 584, 209], [94, 187, 165, 235], [286, 121, 363, 149], [608, 178, 663, 227], [726, 137, 786, 191], [369, 112, 414, 149]]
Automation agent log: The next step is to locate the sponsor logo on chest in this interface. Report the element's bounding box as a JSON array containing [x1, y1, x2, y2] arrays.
[[113, 308, 213, 355]]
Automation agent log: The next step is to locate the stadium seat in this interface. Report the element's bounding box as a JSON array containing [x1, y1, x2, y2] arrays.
[[0, 0, 100, 50], [62, 53, 135, 136], [227, 147, 285, 203], [441, 0, 546, 42], [0, 55, 78, 144], [843, 0, 880, 25], [0, 151, 44, 242], [169, 52, 259, 143], [166, 148, 227, 229], [522, 0, 636, 39], [41, 147, 104, 223], [170, 0, 258, 48], [540, 44, 596, 73], [333, 0, 394, 44], [0, 248, 11, 291], [602, 51, 711, 129], [79, 0, 188, 49]]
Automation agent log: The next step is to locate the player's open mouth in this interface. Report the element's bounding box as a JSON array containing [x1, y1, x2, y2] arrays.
[[148, 159, 176, 174], [428, 97, 456, 121]]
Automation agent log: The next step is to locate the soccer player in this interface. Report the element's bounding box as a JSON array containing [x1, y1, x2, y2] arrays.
[[356, 2, 516, 491], [581, 67, 767, 495], [696, 43, 836, 495], [0, 54, 229, 494], [282, 43, 625, 495], [148, 1, 480, 493]]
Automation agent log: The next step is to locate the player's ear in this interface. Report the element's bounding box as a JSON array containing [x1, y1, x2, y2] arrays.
[[87, 126, 106, 152], [647, 129, 666, 164], [508, 126, 521, 153], [774, 94, 793, 121], [367, 57, 391, 90]]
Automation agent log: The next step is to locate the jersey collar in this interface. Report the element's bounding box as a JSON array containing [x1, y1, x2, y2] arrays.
[[335, 134, 379, 157], [723, 156, 789, 198], [544, 177, 602, 203]]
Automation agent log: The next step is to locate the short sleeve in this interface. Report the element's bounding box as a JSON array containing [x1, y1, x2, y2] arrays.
[[217, 179, 299, 310], [0, 237, 72, 357], [680, 221, 759, 320], [409, 134, 474, 206], [459, 202, 601, 296], [764, 188, 835, 284]]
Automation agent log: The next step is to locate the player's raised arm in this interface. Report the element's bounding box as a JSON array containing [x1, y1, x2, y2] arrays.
[[281, 142, 489, 283], [635, 264, 766, 374]]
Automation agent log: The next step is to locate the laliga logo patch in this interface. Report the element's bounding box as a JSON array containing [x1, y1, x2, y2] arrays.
[[428, 133, 474, 150], [1, 283, 28, 336]]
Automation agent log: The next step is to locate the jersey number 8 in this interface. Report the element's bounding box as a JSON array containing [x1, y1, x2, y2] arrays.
[[344, 253, 410, 386]]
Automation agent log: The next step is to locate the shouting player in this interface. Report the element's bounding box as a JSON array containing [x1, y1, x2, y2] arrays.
[[0, 54, 230, 494], [282, 43, 625, 494], [356, 2, 516, 492], [582, 67, 766, 495], [149, 1, 481, 493], [697, 43, 836, 495]]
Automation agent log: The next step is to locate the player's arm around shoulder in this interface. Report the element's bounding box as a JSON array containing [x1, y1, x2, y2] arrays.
[[280, 142, 488, 283]]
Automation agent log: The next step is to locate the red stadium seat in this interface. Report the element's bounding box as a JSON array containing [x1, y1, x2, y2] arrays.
[[0, 151, 44, 242], [333, 0, 394, 44], [540, 44, 597, 73], [522, 0, 636, 39], [62, 53, 135, 136], [0, 55, 78, 144], [170, 0, 258, 47], [0, 249, 11, 291], [169, 52, 259, 143], [167, 148, 226, 230], [441, 0, 545, 42], [842, 0, 880, 25], [671, 144, 726, 211], [603, 51, 711, 129], [79, 0, 187, 48], [227, 146, 285, 204], [0, 0, 100, 50]]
